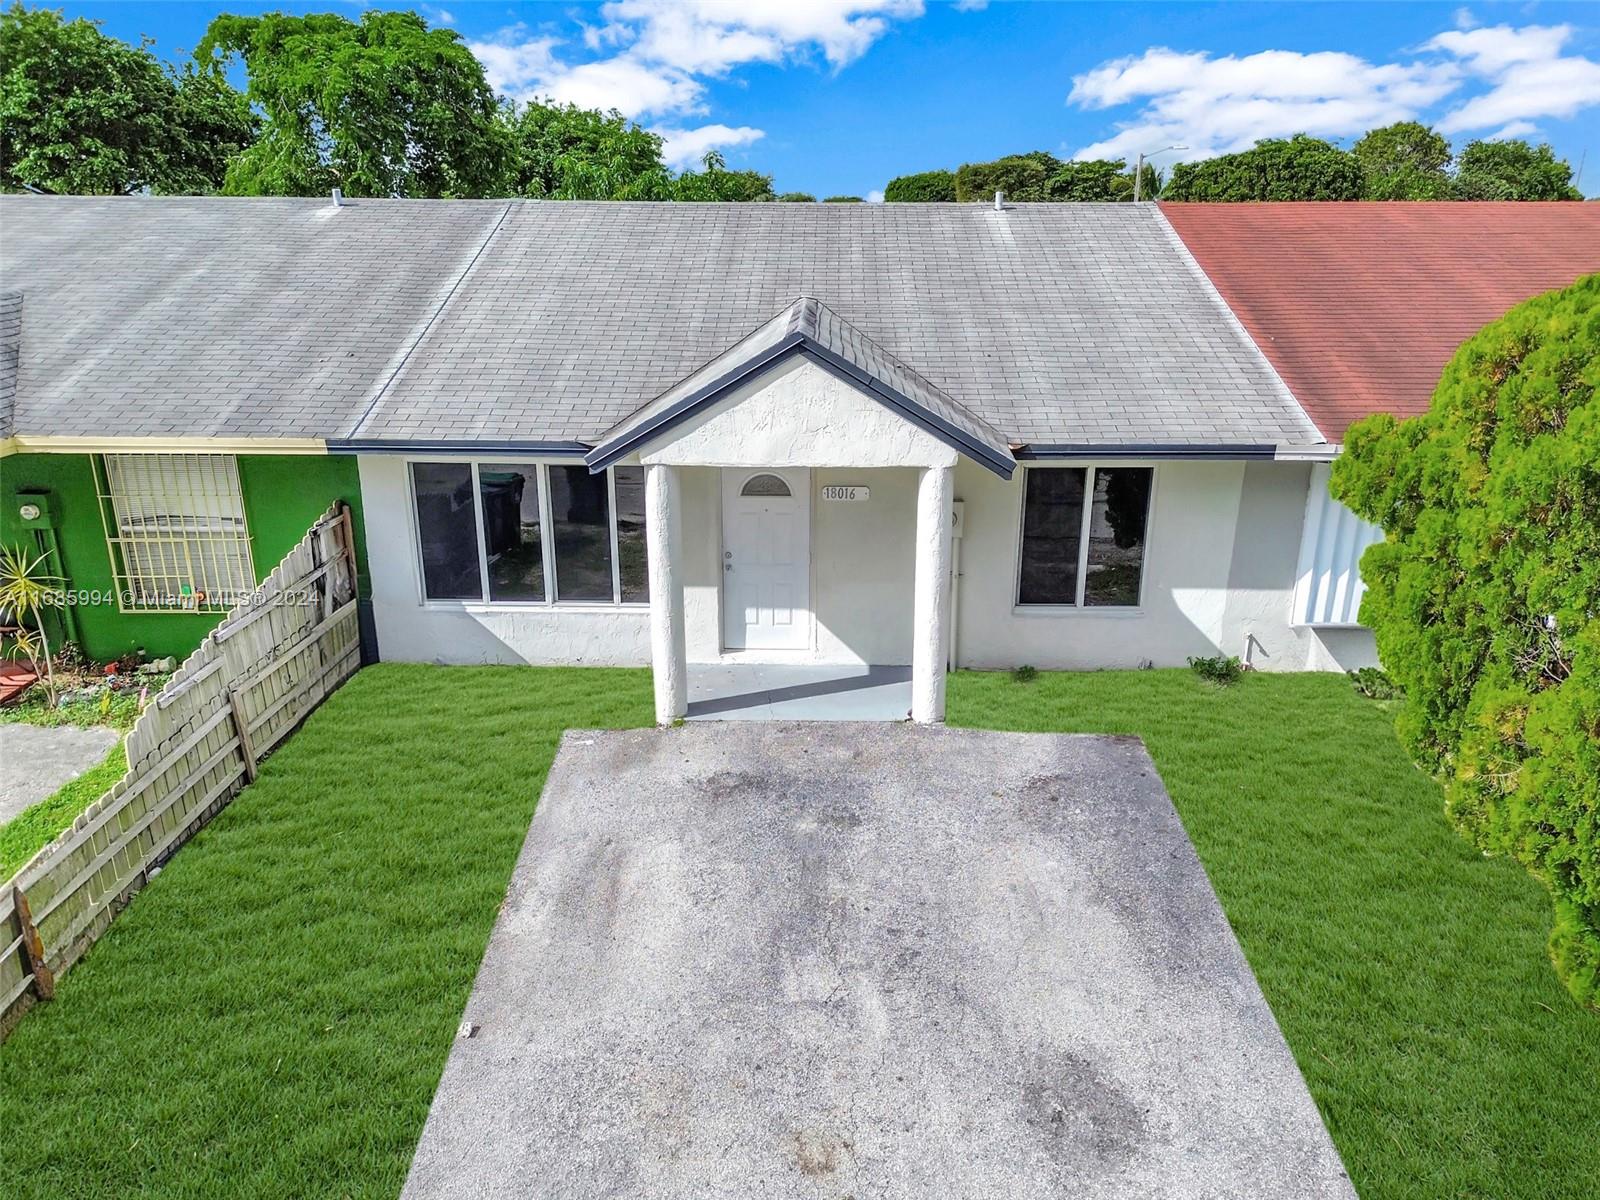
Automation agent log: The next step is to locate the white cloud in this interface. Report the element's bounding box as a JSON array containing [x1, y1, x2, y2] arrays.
[[1486, 119, 1538, 141], [655, 123, 766, 169], [866, 188, 886, 203], [544, 58, 706, 116], [1425, 24, 1600, 133], [602, 1, 925, 72], [472, 0, 921, 143], [1069, 47, 1458, 162], [1068, 21, 1600, 164], [953, 0, 989, 11], [1452, 7, 1477, 32], [470, 29, 560, 97]]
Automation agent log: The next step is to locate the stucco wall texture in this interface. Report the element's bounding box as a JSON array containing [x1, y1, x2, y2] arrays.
[[359, 449, 1374, 674], [0, 453, 368, 661]]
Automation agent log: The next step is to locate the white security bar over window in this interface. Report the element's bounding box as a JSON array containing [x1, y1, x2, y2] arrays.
[[96, 454, 255, 614]]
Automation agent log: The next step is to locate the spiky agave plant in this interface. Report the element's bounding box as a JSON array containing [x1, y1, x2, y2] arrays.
[[0, 544, 64, 703]]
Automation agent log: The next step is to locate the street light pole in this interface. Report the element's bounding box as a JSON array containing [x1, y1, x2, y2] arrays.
[[1134, 145, 1188, 202]]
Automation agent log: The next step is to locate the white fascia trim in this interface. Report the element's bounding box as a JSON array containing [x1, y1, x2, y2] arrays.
[[1274, 443, 1340, 462], [8, 436, 329, 456], [1152, 206, 1329, 446]]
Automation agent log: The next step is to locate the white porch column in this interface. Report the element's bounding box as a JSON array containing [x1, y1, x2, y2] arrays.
[[645, 463, 687, 725], [911, 465, 954, 724]]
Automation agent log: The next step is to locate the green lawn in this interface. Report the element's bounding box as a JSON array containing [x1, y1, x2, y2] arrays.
[[1, 665, 1594, 1200], [1, 741, 128, 878], [949, 669, 1600, 1200], [0, 664, 654, 1200]]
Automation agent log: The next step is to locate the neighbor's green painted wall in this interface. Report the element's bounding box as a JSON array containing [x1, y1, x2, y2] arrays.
[[0, 453, 368, 661]]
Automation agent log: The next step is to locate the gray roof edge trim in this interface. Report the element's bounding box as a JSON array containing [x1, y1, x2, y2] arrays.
[[585, 332, 809, 471], [330, 438, 590, 455], [798, 342, 1014, 479], [1017, 443, 1279, 461], [1152, 206, 1328, 444], [586, 336, 1015, 480]]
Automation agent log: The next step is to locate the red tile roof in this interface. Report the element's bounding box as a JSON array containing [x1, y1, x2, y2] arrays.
[[1160, 202, 1600, 441]]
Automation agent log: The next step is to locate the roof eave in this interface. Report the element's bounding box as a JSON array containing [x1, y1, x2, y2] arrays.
[[586, 335, 1016, 480]]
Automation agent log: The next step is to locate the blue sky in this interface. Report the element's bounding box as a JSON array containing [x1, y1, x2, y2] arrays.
[[60, 1, 1600, 198]]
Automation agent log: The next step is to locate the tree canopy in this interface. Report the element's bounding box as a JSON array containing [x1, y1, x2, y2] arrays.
[[197, 10, 507, 199], [500, 100, 668, 200], [883, 169, 955, 202], [1331, 274, 1600, 1007], [1453, 138, 1584, 201], [667, 150, 774, 202], [1164, 135, 1365, 201], [1354, 121, 1453, 200], [1165, 124, 1583, 202], [0, 4, 252, 194], [950, 151, 1154, 203]]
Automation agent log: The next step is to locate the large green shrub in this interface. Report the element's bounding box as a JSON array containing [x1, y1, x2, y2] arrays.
[[1331, 274, 1600, 1007], [884, 169, 956, 202]]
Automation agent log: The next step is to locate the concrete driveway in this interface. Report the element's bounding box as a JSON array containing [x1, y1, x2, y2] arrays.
[[403, 724, 1354, 1200], [0, 723, 120, 826]]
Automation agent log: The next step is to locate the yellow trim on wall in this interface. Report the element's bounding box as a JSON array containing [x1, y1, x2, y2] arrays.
[[5, 436, 328, 456]]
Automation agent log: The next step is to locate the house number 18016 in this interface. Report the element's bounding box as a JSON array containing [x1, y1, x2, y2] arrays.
[[821, 485, 869, 502]]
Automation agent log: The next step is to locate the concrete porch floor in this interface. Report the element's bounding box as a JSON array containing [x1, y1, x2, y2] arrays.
[[687, 663, 912, 721]]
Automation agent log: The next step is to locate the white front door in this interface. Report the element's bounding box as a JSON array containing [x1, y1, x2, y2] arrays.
[[722, 468, 811, 651]]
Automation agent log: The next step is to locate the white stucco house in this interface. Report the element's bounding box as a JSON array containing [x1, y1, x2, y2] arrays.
[[3, 197, 1592, 724]]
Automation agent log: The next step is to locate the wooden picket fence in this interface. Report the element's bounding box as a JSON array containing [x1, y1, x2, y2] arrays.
[[1, 502, 361, 1037]]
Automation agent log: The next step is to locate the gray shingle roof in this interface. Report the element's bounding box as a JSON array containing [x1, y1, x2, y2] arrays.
[[0, 196, 1325, 450], [0, 291, 20, 439], [587, 296, 1016, 476], [0, 195, 508, 440]]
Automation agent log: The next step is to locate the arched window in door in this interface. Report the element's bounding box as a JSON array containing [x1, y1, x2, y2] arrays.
[[740, 473, 792, 498]]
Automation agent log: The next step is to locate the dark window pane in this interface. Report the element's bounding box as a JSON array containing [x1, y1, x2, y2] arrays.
[[551, 464, 613, 601], [614, 466, 650, 603], [480, 466, 545, 602], [1084, 468, 1152, 607], [1018, 468, 1085, 605], [412, 462, 480, 600]]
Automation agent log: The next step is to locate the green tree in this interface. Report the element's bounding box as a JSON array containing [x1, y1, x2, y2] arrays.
[[1331, 274, 1600, 1007], [669, 150, 774, 201], [500, 99, 669, 199], [1453, 138, 1583, 200], [198, 10, 507, 198], [0, 4, 252, 194], [954, 151, 1060, 202], [1044, 157, 1157, 201], [1354, 121, 1453, 200], [884, 168, 955, 202], [1164, 135, 1364, 201], [822, 195, 862, 203], [774, 191, 815, 202]]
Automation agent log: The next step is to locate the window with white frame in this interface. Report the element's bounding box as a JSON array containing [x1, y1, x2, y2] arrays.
[[97, 454, 255, 613], [410, 461, 649, 605], [1017, 466, 1153, 608]]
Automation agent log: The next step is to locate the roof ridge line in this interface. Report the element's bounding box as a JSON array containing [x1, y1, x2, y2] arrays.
[[343, 200, 514, 440], [1151, 204, 1329, 446]]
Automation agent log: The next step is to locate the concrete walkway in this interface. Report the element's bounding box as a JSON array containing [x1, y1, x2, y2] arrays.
[[0, 723, 120, 826], [687, 663, 912, 721], [402, 724, 1354, 1200]]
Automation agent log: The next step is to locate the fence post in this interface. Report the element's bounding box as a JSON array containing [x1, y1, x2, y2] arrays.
[[13, 887, 55, 1001], [227, 688, 259, 783]]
